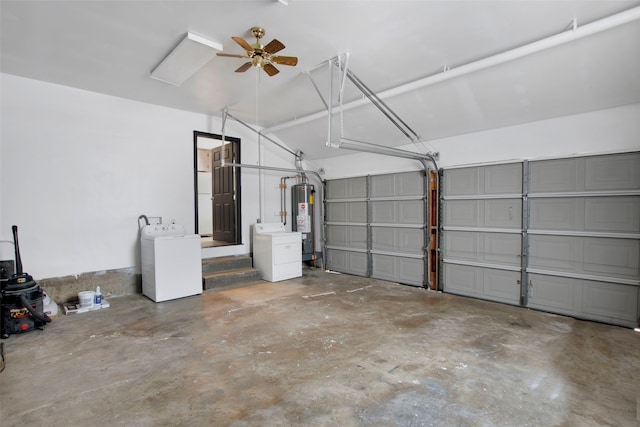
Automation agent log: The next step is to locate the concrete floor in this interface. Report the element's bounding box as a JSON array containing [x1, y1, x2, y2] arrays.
[[1, 269, 639, 427]]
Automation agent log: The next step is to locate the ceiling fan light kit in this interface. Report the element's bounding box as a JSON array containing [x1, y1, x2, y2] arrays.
[[217, 27, 298, 76]]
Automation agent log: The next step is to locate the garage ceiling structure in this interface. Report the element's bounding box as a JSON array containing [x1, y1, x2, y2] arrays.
[[2, 0, 640, 160]]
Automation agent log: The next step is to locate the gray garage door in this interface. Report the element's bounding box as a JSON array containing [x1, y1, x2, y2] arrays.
[[526, 152, 640, 327], [441, 162, 524, 305], [441, 152, 640, 328], [325, 171, 428, 287]]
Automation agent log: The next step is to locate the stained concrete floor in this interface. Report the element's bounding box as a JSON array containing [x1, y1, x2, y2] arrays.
[[1, 269, 639, 427]]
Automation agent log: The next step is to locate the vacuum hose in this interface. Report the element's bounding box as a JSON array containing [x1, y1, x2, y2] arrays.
[[18, 293, 51, 324]]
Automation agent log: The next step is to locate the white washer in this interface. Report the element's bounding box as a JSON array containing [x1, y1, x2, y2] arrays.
[[140, 223, 202, 302], [253, 223, 302, 282]]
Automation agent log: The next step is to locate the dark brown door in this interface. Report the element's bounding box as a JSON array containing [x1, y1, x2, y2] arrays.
[[211, 142, 237, 243]]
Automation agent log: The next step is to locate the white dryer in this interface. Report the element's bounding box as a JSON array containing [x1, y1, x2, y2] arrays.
[[140, 223, 202, 302], [253, 223, 302, 282]]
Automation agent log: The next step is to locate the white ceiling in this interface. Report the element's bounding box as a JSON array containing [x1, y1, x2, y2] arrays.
[[2, 0, 639, 160]]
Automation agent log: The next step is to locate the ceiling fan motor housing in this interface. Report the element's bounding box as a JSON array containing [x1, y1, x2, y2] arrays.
[[252, 55, 264, 68]]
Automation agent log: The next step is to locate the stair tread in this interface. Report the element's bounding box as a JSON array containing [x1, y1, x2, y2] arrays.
[[203, 268, 259, 279], [201, 256, 253, 274], [202, 255, 251, 263]]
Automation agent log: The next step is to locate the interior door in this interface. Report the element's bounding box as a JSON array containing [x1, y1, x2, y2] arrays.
[[211, 142, 237, 243]]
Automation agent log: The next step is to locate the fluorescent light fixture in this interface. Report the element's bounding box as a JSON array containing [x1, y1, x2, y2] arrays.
[[278, 0, 289, 5], [150, 32, 222, 86]]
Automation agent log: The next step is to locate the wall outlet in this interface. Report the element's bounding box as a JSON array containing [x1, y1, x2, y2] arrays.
[[148, 216, 162, 225]]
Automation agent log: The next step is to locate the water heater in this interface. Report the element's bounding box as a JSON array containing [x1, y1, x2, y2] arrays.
[[291, 183, 315, 261]]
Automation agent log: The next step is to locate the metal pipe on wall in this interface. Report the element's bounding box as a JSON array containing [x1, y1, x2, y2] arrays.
[[280, 175, 305, 225], [225, 162, 326, 270]]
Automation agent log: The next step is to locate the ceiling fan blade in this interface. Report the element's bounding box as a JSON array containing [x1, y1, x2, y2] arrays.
[[216, 53, 248, 58], [271, 55, 298, 67], [263, 63, 280, 76], [235, 62, 253, 73], [232, 36, 254, 53], [263, 39, 285, 55]]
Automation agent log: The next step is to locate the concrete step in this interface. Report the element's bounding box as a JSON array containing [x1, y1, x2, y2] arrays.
[[203, 267, 263, 291], [202, 255, 253, 275]]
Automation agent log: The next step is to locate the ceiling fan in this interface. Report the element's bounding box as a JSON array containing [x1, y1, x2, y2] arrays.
[[216, 27, 298, 76]]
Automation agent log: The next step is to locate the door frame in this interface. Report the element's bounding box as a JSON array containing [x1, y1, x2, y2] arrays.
[[193, 131, 242, 245]]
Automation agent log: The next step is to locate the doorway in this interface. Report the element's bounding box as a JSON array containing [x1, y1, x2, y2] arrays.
[[194, 131, 241, 248]]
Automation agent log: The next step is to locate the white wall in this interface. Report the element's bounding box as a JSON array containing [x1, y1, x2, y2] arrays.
[[3, 73, 637, 280], [0, 73, 297, 279], [316, 103, 640, 179]]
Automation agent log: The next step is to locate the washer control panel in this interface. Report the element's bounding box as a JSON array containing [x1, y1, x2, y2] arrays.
[[141, 223, 186, 239]]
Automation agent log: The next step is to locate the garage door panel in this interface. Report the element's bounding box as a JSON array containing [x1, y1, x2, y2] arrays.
[[443, 264, 519, 304], [326, 249, 367, 276], [529, 199, 584, 230], [483, 233, 521, 266], [443, 231, 520, 267], [327, 202, 367, 223], [326, 248, 348, 271], [444, 200, 479, 227], [371, 171, 424, 198], [484, 163, 522, 194], [442, 164, 523, 306], [443, 153, 639, 328], [585, 152, 640, 191], [397, 171, 426, 196], [530, 158, 580, 193], [372, 254, 424, 287], [370, 174, 396, 197], [531, 197, 640, 233], [326, 171, 427, 287], [326, 225, 367, 249], [444, 164, 521, 196], [529, 274, 638, 327], [582, 281, 639, 324], [444, 264, 481, 296], [583, 238, 639, 278], [529, 235, 580, 271], [326, 202, 346, 222], [484, 199, 521, 229], [528, 274, 578, 314], [326, 177, 367, 199], [372, 227, 423, 255], [371, 200, 424, 224], [584, 197, 640, 232], [445, 168, 481, 196], [443, 231, 479, 262], [444, 199, 520, 229], [529, 235, 639, 279], [530, 153, 640, 194], [483, 269, 520, 304]]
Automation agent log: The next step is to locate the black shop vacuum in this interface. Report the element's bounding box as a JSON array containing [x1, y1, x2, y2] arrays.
[[0, 225, 51, 339]]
